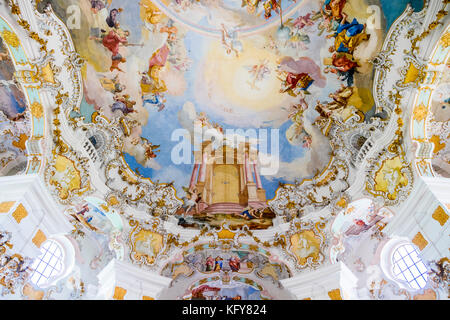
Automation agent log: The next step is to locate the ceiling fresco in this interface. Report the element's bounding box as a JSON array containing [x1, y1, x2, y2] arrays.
[[1, 0, 449, 302], [33, 0, 424, 231]]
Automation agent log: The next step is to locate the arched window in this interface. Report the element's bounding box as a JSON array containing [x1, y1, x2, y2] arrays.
[[391, 243, 428, 290], [380, 237, 429, 291], [30, 239, 64, 287]]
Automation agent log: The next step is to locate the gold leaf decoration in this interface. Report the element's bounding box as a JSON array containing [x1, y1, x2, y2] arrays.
[[440, 32, 450, 48], [412, 232, 428, 251], [432, 206, 449, 227], [12, 203, 28, 224], [30, 102, 43, 118], [113, 287, 127, 300], [413, 103, 427, 121], [1, 30, 20, 48], [32, 229, 47, 248]]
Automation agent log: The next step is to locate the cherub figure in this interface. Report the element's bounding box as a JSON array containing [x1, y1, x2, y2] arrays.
[[143, 139, 160, 160], [287, 98, 308, 123], [245, 59, 270, 90], [196, 112, 210, 128]]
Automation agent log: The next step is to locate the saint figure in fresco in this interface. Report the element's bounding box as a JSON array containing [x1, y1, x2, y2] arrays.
[[229, 256, 241, 272], [214, 256, 223, 271], [89, 0, 109, 38], [327, 18, 370, 54], [111, 94, 136, 115], [106, 8, 123, 29], [315, 84, 353, 117], [278, 56, 326, 96], [324, 52, 358, 86], [181, 186, 201, 215], [99, 74, 126, 94], [205, 256, 214, 272], [148, 44, 170, 70], [101, 28, 130, 72], [321, 0, 347, 23]]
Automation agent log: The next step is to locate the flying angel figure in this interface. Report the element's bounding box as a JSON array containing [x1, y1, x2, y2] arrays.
[[245, 59, 271, 90], [221, 23, 243, 57], [181, 186, 201, 214]]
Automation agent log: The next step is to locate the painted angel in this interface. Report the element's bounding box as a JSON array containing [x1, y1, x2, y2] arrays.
[[181, 186, 201, 214], [245, 59, 270, 90], [221, 24, 243, 57], [292, 13, 315, 30], [143, 139, 160, 160]]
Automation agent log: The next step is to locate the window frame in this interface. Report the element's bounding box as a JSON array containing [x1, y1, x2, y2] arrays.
[[30, 239, 65, 287], [380, 237, 429, 291], [29, 235, 75, 288]]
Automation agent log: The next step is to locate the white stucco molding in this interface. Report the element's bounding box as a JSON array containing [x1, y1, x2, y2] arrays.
[[280, 262, 358, 300], [383, 176, 450, 260], [97, 259, 172, 300]]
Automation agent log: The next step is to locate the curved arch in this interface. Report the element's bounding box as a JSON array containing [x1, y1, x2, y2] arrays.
[[150, 0, 307, 39]]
